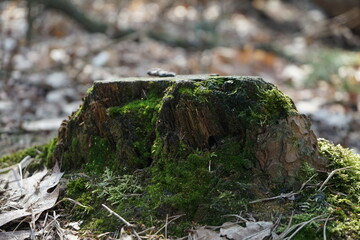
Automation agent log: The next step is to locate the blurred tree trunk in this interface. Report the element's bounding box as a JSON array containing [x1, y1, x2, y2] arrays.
[[37, 0, 109, 34], [311, 0, 360, 35]]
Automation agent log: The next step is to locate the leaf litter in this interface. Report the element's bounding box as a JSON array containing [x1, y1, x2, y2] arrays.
[[0, 156, 64, 239]]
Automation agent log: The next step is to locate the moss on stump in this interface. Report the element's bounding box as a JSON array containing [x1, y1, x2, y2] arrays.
[[53, 75, 331, 234]]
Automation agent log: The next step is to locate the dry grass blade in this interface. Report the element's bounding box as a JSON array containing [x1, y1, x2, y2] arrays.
[[223, 214, 249, 223], [56, 197, 90, 209], [165, 214, 168, 239], [319, 166, 353, 191], [323, 214, 331, 240], [278, 215, 325, 240], [153, 214, 185, 237], [102, 204, 141, 240]]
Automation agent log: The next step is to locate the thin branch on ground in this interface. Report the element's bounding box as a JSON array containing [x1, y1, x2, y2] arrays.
[[249, 173, 318, 204], [249, 191, 296, 204]]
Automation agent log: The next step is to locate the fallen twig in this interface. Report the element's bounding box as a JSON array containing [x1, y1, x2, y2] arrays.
[[249, 192, 295, 204], [250, 174, 318, 204]]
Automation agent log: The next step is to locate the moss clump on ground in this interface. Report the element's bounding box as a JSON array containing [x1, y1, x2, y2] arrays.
[[0, 138, 58, 171], [318, 139, 360, 239], [65, 169, 152, 234], [279, 139, 360, 239], [0, 145, 41, 167]]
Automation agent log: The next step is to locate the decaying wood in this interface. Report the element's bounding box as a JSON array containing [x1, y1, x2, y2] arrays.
[[53, 75, 327, 184]]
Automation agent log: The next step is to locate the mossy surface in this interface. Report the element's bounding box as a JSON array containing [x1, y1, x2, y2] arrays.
[[65, 170, 150, 233], [0, 138, 58, 171], [277, 139, 360, 239], [318, 139, 360, 239], [0, 145, 41, 167]]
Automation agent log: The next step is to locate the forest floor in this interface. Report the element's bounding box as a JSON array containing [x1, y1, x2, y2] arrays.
[[1, 0, 360, 157]]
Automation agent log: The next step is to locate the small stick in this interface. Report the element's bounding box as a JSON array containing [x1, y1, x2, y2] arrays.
[[137, 226, 155, 235], [249, 174, 319, 204], [102, 204, 133, 227], [299, 174, 317, 192], [249, 192, 295, 204]]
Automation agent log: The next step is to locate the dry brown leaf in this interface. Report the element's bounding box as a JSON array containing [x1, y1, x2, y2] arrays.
[[0, 160, 63, 227]]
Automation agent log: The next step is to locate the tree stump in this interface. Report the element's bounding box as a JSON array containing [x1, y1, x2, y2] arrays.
[[54, 75, 328, 224]]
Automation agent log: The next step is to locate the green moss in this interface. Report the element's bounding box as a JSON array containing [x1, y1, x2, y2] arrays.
[[108, 96, 162, 168], [0, 138, 58, 170], [65, 169, 151, 233], [179, 87, 194, 96], [44, 138, 57, 167], [149, 138, 254, 227], [297, 162, 318, 183], [73, 104, 83, 119], [317, 139, 360, 239], [86, 137, 117, 174], [277, 140, 360, 239], [86, 84, 94, 94], [238, 87, 297, 127], [178, 80, 218, 103], [0, 145, 40, 167], [150, 151, 215, 215], [214, 139, 254, 175], [260, 88, 297, 120], [108, 97, 161, 119]]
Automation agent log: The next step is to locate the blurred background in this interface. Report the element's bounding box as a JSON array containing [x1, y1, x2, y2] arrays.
[[1, 0, 360, 156]]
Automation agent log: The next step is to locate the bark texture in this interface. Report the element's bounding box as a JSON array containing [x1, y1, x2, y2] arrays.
[[54, 75, 326, 184]]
